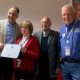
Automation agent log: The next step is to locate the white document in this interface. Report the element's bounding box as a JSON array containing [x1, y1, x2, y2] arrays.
[[1, 44, 21, 58]]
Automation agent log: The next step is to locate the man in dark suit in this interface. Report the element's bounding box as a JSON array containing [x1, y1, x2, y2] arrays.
[[34, 17, 61, 80]]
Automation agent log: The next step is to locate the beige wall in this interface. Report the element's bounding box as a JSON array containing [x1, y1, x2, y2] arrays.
[[0, 0, 70, 32]]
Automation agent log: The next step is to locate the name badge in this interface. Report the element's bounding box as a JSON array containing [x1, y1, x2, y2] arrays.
[[62, 33, 66, 38], [65, 47, 70, 56]]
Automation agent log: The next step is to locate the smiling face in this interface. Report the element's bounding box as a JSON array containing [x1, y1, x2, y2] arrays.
[[7, 8, 19, 25], [21, 23, 30, 37], [20, 20, 33, 37], [61, 6, 75, 26], [41, 17, 51, 32]]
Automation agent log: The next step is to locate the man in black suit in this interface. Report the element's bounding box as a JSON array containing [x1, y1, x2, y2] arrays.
[[34, 17, 61, 80]]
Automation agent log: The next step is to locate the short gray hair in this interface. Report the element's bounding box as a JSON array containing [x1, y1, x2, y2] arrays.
[[9, 6, 19, 14]]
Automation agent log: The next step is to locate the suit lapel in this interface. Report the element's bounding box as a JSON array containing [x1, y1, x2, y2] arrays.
[[48, 30, 54, 45], [39, 31, 42, 47], [38, 31, 42, 47]]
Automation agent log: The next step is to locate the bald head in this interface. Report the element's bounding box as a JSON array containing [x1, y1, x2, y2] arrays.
[[41, 17, 52, 25], [41, 17, 52, 32]]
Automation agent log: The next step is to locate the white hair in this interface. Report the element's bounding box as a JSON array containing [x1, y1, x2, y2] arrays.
[[61, 5, 75, 13]]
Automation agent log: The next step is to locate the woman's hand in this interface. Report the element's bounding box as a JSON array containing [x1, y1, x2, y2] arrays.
[[21, 47, 26, 53]]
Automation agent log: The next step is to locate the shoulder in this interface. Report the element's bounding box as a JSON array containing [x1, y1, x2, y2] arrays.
[[53, 30, 59, 34], [34, 31, 42, 34], [16, 22, 21, 32], [15, 37, 22, 43], [0, 19, 6, 24], [60, 24, 66, 36], [50, 29, 59, 36], [60, 24, 65, 32], [30, 36, 38, 41], [0, 19, 6, 29], [50, 30, 59, 42], [76, 20, 80, 25], [34, 30, 42, 38], [29, 36, 39, 45], [16, 22, 20, 27]]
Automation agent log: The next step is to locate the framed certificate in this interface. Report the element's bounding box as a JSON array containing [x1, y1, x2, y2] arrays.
[[1, 44, 21, 58]]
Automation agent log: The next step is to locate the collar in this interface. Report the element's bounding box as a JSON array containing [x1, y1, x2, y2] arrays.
[[22, 34, 31, 39], [6, 19, 16, 26], [65, 19, 76, 32], [43, 29, 50, 35]]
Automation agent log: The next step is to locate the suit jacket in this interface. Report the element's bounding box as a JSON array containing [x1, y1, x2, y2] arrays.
[[14, 35, 40, 71], [0, 19, 21, 53], [34, 29, 60, 78]]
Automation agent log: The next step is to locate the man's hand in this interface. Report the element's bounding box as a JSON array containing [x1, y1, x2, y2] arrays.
[[0, 43, 5, 50]]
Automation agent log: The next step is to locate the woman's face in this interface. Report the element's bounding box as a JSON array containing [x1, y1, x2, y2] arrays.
[[21, 23, 30, 36]]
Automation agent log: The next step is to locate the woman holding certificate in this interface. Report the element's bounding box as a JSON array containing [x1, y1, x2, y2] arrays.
[[14, 20, 40, 80]]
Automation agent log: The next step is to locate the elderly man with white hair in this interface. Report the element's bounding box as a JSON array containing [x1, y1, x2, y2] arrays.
[[60, 5, 80, 80]]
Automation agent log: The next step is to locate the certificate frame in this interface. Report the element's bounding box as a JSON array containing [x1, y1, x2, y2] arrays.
[[1, 44, 21, 59]]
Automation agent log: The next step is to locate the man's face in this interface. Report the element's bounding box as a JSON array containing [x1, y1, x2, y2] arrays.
[[7, 8, 19, 24], [77, 5, 80, 20], [61, 7, 75, 26], [41, 17, 51, 32]]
